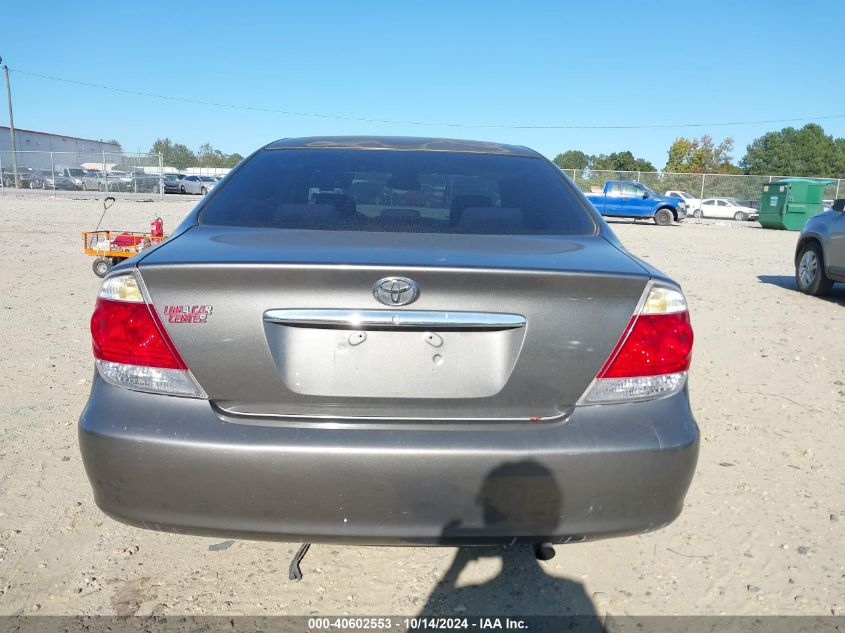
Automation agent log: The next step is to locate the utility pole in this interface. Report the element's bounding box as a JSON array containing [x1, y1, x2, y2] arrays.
[[1, 57, 20, 188]]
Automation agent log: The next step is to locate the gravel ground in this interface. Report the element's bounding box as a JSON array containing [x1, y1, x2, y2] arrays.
[[0, 195, 843, 617]]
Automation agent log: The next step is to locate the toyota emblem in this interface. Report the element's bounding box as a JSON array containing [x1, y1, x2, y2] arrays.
[[373, 277, 419, 306]]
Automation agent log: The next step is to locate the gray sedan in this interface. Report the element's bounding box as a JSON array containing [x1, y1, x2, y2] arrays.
[[81, 170, 132, 192], [80, 171, 104, 191], [179, 174, 217, 195], [795, 199, 845, 295], [79, 136, 699, 554], [30, 170, 76, 190]]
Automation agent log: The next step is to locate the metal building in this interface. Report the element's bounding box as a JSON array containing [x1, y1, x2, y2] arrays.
[[0, 126, 122, 170]]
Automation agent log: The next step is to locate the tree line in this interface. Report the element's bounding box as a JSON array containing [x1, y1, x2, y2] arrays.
[[149, 138, 244, 171], [554, 124, 845, 178]]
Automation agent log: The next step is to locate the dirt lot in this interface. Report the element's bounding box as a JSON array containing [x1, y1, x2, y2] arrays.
[[0, 195, 843, 617]]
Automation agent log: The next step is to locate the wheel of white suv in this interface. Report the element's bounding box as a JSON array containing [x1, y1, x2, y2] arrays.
[[201, 186, 207, 195], [693, 209, 703, 219], [654, 208, 673, 226], [795, 242, 833, 296]]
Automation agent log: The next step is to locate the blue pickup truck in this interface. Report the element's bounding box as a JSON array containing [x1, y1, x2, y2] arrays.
[[585, 180, 686, 226]]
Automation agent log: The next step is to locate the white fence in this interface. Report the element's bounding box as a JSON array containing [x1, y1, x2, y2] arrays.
[[183, 167, 232, 176]]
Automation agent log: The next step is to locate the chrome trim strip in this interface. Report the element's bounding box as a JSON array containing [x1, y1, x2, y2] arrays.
[[212, 401, 570, 426], [263, 309, 526, 330]]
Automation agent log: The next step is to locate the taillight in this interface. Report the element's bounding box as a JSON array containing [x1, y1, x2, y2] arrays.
[[580, 283, 693, 405], [90, 272, 205, 397]]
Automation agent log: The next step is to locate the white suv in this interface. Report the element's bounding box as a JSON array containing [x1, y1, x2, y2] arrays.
[[665, 190, 701, 213]]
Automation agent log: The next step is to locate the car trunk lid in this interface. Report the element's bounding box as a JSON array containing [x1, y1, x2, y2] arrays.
[[137, 226, 650, 420]]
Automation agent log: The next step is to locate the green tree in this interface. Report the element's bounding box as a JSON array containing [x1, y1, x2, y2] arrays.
[[150, 138, 197, 171], [553, 150, 591, 170], [197, 143, 225, 168], [196, 142, 244, 168], [591, 151, 655, 172], [150, 139, 242, 170], [835, 138, 845, 178], [740, 124, 840, 177], [665, 135, 737, 173]]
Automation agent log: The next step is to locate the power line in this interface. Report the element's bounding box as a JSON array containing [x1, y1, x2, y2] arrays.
[[10, 67, 845, 131]]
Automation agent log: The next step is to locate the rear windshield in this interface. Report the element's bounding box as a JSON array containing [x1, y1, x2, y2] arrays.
[[199, 149, 596, 235]]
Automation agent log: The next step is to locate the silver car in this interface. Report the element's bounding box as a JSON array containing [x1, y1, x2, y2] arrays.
[[57, 168, 87, 189], [80, 171, 105, 191], [79, 136, 699, 552], [795, 199, 845, 295], [179, 174, 217, 195], [81, 171, 127, 192]]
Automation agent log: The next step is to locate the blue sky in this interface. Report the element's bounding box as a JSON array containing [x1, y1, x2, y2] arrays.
[[3, 0, 844, 168]]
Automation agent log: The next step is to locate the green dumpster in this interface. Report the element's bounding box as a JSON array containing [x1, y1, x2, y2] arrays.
[[758, 178, 834, 231]]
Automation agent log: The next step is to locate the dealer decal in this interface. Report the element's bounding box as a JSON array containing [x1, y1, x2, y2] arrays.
[[163, 304, 213, 324]]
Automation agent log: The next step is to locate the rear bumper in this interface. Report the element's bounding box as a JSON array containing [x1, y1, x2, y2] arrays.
[[79, 377, 699, 545]]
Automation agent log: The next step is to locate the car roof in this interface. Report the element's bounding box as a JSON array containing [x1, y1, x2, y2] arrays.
[[263, 136, 541, 157]]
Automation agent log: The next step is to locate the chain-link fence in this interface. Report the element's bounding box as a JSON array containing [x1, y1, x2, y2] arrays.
[[565, 169, 843, 206], [3, 152, 843, 205], [0, 150, 164, 199]]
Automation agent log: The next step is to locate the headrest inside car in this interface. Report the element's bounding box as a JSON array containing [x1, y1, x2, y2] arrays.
[[458, 207, 523, 232]]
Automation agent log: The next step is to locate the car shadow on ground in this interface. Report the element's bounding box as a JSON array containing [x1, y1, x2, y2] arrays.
[[757, 275, 845, 306], [417, 461, 605, 631]]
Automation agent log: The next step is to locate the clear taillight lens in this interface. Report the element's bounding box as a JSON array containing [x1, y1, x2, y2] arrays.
[[580, 372, 688, 405], [90, 272, 205, 398], [580, 283, 693, 405], [98, 274, 144, 302]]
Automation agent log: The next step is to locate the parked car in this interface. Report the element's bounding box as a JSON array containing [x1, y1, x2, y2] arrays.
[[163, 174, 184, 193], [56, 167, 88, 189], [107, 170, 134, 192], [79, 136, 699, 551], [696, 197, 758, 221], [81, 170, 132, 192], [1, 166, 35, 188], [179, 174, 217, 195], [794, 199, 845, 296], [29, 170, 76, 190], [80, 171, 105, 191], [81, 171, 113, 191], [585, 180, 686, 226], [128, 172, 162, 193], [665, 190, 701, 212]]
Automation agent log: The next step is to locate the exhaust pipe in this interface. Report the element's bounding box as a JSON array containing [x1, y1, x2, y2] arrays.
[[533, 542, 555, 561]]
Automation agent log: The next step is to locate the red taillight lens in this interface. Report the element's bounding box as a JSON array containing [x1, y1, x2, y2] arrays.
[[598, 311, 693, 379], [91, 298, 186, 370]]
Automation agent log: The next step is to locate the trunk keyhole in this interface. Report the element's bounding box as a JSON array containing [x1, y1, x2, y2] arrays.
[[348, 331, 367, 346], [425, 332, 443, 347]]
